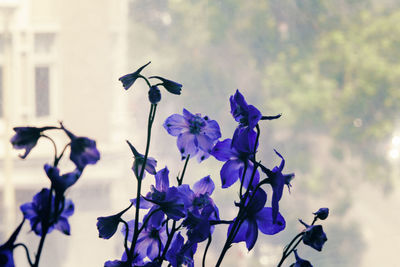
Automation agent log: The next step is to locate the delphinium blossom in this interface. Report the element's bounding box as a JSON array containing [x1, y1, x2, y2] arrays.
[[258, 149, 295, 224], [61, 122, 100, 170], [20, 189, 75, 236], [10, 126, 57, 159], [98, 63, 329, 267], [227, 188, 285, 250], [163, 109, 221, 161], [211, 137, 260, 188], [4, 122, 100, 267]]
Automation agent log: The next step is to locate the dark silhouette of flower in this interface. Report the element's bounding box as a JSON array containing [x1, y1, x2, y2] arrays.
[[97, 204, 132, 239], [299, 220, 328, 251], [10, 126, 56, 159], [119, 62, 151, 90], [211, 138, 259, 188], [148, 85, 161, 104], [166, 233, 197, 267], [290, 249, 313, 267], [126, 140, 157, 179], [0, 219, 24, 267], [164, 109, 221, 161], [143, 186, 187, 220], [149, 76, 182, 95], [313, 208, 329, 220], [230, 90, 262, 147], [20, 188, 74, 236], [230, 89, 261, 130], [228, 188, 285, 250], [61, 123, 100, 170], [44, 164, 82, 195], [259, 149, 294, 224]]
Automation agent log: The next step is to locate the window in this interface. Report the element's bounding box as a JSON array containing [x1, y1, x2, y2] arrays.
[[35, 66, 50, 117], [33, 32, 55, 118]]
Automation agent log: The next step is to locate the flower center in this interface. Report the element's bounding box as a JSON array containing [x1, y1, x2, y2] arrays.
[[189, 115, 205, 134], [149, 228, 159, 239]]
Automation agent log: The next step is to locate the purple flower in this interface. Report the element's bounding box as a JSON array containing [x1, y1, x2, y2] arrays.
[[136, 209, 167, 260], [183, 204, 217, 244], [149, 76, 182, 95], [163, 109, 221, 162], [61, 123, 100, 170], [20, 188, 74, 236], [313, 208, 329, 220], [10, 126, 56, 159], [148, 85, 161, 104], [44, 164, 82, 195], [119, 62, 151, 90], [0, 219, 25, 267], [260, 150, 294, 224], [211, 138, 259, 189], [228, 188, 285, 250], [230, 90, 262, 147], [299, 220, 328, 251], [143, 187, 187, 220], [290, 250, 313, 267], [230, 90, 262, 130], [97, 204, 132, 239], [126, 140, 157, 179], [166, 233, 197, 267]]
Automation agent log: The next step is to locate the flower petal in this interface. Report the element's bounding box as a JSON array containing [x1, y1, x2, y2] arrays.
[[211, 139, 236, 162], [220, 160, 242, 188], [155, 167, 169, 192], [256, 207, 286, 235], [196, 134, 213, 154], [163, 114, 188, 136], [177, 132, 198, 157], [193, 175, 215, 195], [54, 217, 71, 235], [203, 119, 221, 140]]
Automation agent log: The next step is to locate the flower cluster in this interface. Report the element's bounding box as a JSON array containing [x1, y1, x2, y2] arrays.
[[0, 123, 100, 267], [97, 63, 327, 267]]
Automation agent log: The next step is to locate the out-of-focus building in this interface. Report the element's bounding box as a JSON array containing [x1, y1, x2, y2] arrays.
[[0, 0, 133, 266]]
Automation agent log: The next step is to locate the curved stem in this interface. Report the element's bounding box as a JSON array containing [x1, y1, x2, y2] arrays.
[[54, 143, 71, 167], [138, 75, 152, 89], [120, 219, 132, 262], [14, 243, 34, 267], [202, 235, 212, 267], [41, 135, 58, 165], [277, 217, 318, 266]]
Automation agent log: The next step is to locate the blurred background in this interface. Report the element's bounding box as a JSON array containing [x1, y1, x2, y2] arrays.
[[1, 0, 400, 266]]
